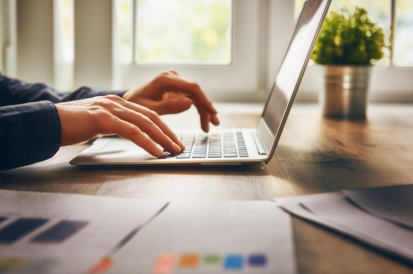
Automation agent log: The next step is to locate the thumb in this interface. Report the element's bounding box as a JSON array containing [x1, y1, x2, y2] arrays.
[[153, 97, 193, 115]]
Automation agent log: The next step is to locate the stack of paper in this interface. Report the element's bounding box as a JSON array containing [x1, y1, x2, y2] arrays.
[[0, 190, 296, 274], [275, 185, 413, 264]]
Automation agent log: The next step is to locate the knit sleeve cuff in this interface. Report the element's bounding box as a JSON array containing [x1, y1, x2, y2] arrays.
[[0, 101, 61, 170]]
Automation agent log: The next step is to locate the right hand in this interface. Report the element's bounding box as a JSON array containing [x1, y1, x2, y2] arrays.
[[122, 70, 220, 132], [56, 95, 185, 158]]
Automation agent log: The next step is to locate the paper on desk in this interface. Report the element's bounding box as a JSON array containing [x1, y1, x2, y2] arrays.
[[0, 190, 169, 274], [106, 201, 296, 274], [275, 192, 413, 265], [0, 190, 296, 274], [343, 185, 413, 230]]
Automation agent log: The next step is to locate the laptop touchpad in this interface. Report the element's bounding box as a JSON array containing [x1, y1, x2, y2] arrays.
[[77, 137, 156, 163]]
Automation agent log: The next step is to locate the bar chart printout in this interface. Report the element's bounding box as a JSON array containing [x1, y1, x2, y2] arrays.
[[0, 190, 295, 274]]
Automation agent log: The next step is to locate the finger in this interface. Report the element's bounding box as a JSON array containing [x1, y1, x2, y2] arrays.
[[211, 114, 220, 126], [195, 102, 211, 132], [157, 74, 217, 116], [106, 115, 164, 158], [150, 97, 193, 115], [109, 97, 185, 150], [167, 70, 179, 76], [113, 108, 183, 154]]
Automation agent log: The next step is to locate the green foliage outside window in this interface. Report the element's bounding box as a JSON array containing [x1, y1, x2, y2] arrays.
[[311, 7, 387, 65]]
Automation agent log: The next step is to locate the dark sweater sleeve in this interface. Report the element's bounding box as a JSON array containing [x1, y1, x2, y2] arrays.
[[0, 73, 126, 107], [0, 101, 61, 170], [0, 73, 126, 170]]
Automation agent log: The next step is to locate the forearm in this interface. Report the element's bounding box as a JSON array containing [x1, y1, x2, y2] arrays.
[[0, 101, 61, 170], [0, 73, 125, 106]]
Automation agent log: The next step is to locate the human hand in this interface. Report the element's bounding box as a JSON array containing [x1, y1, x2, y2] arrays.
[[56, 95, 185, 157], [122, 70, 220, 132]]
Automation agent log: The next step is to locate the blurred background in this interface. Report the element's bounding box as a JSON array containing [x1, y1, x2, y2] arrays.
[[0, 0, 412, 102]]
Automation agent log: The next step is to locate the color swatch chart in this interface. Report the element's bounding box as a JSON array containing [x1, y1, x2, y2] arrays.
[[0, 217, 88, 245], [152, 253, 268, 273]]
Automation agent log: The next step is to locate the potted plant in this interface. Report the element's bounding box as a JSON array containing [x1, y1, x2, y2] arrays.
[[311, 7, 387, 118]]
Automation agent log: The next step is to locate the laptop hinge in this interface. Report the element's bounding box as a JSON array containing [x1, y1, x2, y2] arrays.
[[252, 132, 267, 156], [257, 118, 275, 152]]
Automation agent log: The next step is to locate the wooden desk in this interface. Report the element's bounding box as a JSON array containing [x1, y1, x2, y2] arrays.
[[1, 103, 413, 274]]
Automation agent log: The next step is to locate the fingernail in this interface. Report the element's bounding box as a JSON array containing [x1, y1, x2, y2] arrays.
[[180, 98, 192, 110], [173, 143, 181, 153], [154, 146, 164, 157], [178, 141, 186, 150]]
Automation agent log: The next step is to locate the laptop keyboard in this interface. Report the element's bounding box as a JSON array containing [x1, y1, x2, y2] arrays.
[[174, 132, 249, 159]]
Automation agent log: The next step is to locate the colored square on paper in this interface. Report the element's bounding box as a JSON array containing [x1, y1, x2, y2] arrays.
[[224, 255, 243, 270], [248, 254, 267, 267], [0, 218, 48, 244], [22, 258, 55, 274], [179, 254, 199, 268], [0, 257, 30, 272], [32, 220, 88, 243], [89, 257, 113, 274], [203, 254, 221, 265], [152, 253, 177, 274]]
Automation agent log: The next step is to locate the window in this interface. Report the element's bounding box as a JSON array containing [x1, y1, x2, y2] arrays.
[[54, 0, 74, 90], [394, 0, 413, 67], [115, 0, 232, 65], [296, 0, 413, 67], [55, 0, 74, 64], [0, 0, 17, 77], [295, 0, 413, 101], [135, 0, 232, 65], [113, 0, 267, 99], [115, 0, 133, 64], [297, 0, 391, 66]]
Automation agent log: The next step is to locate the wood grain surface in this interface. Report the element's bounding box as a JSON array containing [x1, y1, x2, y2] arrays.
[[1, 103, 412, 274]]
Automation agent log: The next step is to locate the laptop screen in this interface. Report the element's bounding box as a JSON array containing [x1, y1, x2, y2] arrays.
[[262, 0, 329, 137]]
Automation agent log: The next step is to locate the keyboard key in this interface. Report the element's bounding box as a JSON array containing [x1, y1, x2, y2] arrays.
[[177, 153, 191, 159]]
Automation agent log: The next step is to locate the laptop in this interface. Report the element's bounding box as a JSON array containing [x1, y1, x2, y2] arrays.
[[71, 0, 331, 167]]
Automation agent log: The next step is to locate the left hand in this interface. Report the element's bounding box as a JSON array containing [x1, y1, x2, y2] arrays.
[[122, 70, 220, 132]]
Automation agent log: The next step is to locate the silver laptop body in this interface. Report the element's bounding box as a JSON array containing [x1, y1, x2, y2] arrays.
[[71, 0, 331, 166]]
